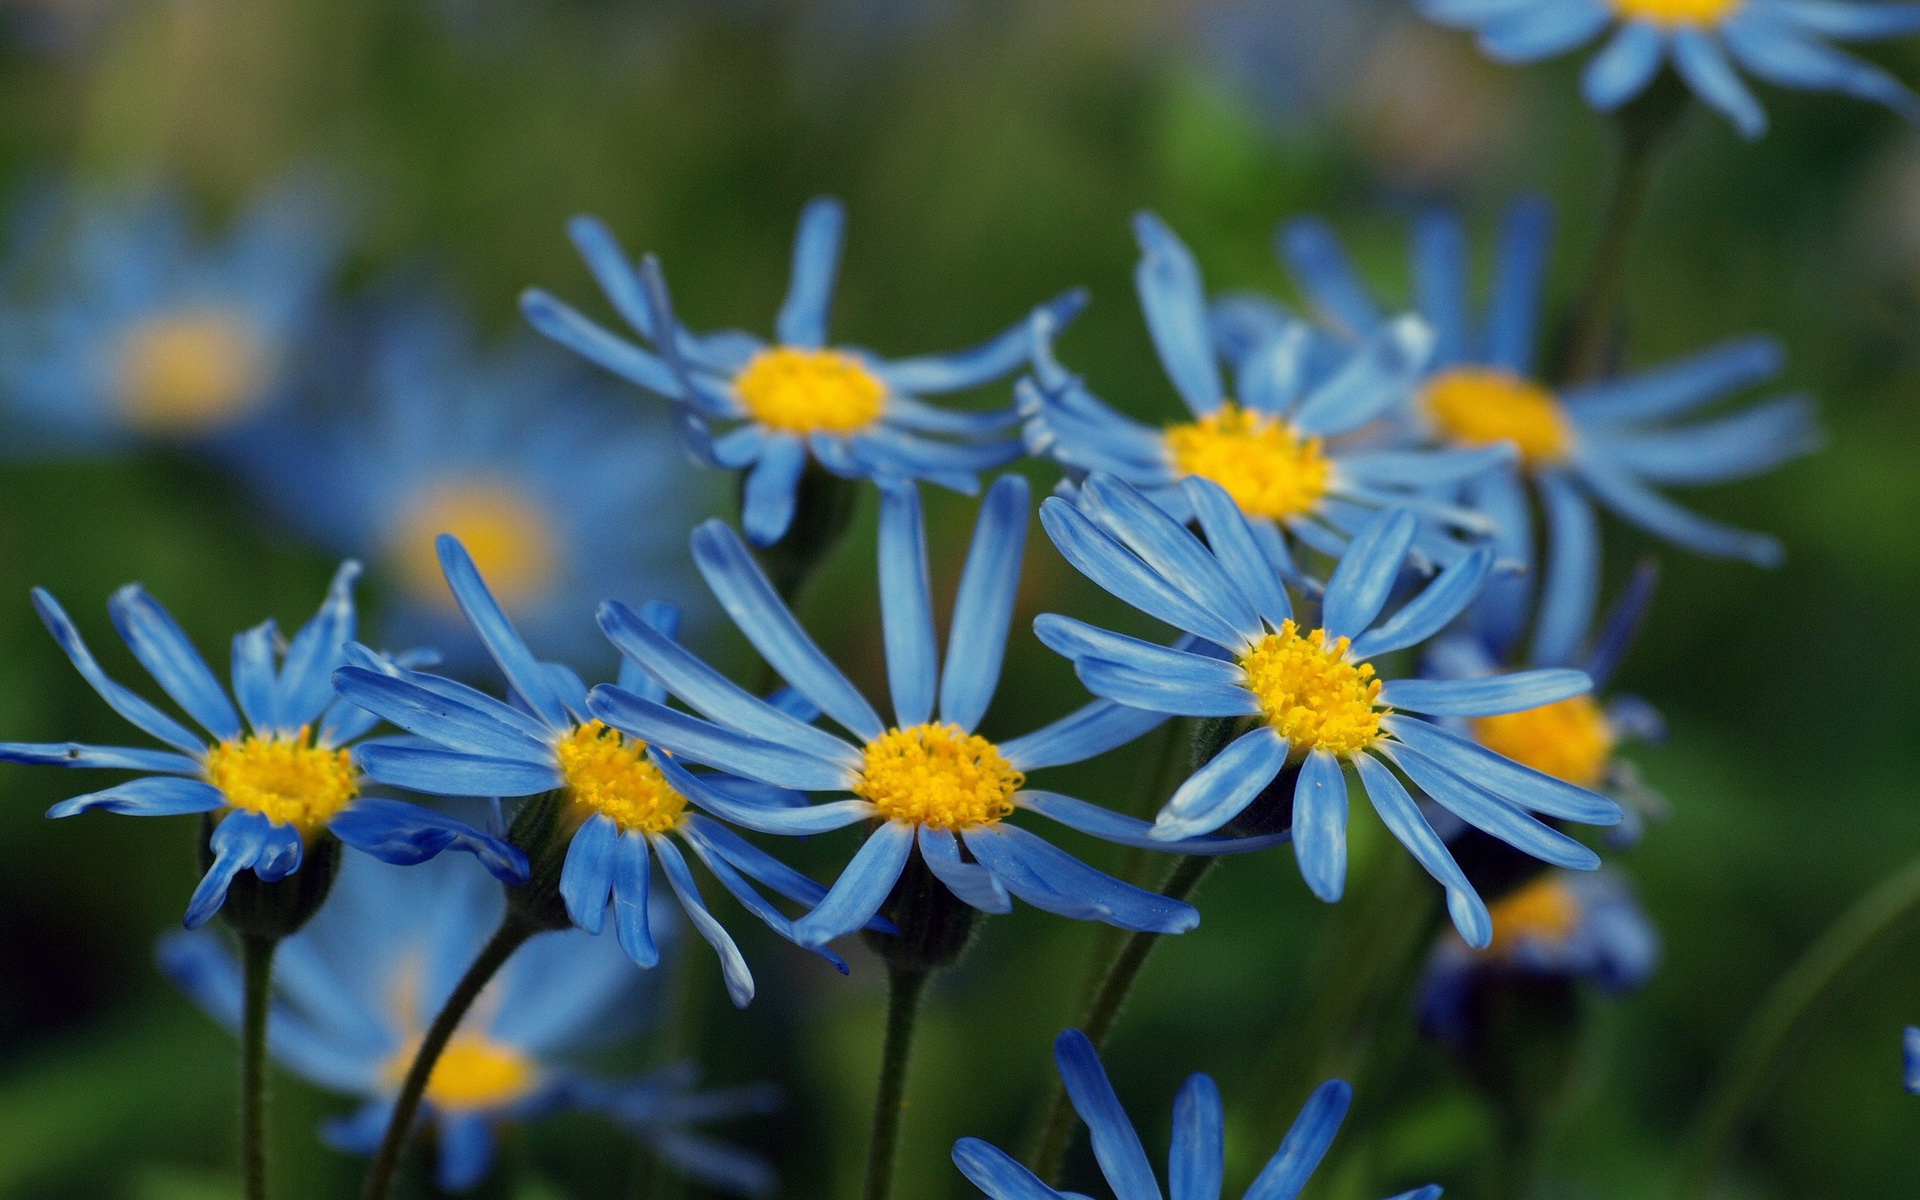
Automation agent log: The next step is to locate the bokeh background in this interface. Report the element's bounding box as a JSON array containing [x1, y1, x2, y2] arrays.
[[0, 1, 1916, 1197]]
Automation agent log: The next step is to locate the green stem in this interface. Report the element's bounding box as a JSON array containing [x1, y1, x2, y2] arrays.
[[1028, 855, 1215, 1184], [863, 966, 930, 1200], [240, 934, 277, 1200], [1672, 852, 1920, 1199], [363, 915, 539, 1200]]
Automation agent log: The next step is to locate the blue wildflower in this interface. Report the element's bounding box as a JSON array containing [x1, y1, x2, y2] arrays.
[[332, 535, 847, 1008], [584, 475, 1288, 950], [158, 852, 777, 1195], [521, 195, 1082, 546], [0, 562, 526, 929], [1036, 474, 1624, 948], [1416, 0, 1920, 138], [951, 1029, 1441, 1200]]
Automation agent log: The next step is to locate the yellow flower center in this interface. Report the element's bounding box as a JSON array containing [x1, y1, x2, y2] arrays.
[[202, 728, 358, 833], [390, 481, 558, 614], [1239, 621, 1385, 756], [382, 1032, 538, 1112], [854, 723, 1024, 831], [1611, 0, 1739, 26], [1486, 875, 1583, 954], [1421, 367, 1572, 467], [1471, 694, 1615, 789], [556, 721, 685, 834], [116, 310, 269, 434], [734, 347, 886, 435], [1164, 403, 1333, 520]]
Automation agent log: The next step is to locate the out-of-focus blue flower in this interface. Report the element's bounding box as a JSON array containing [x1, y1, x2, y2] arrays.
[[333, 536, 846, 1008], [1279, 195, 1818, 588], [1416, 0, 1920, 138], [243, 293, 708, 664], [521, 196, 1081, 546], [1022, 212, 1508, 573], [951, 1029, 1441, 1200], [577, 1064, 783, 1198], [159, 852, 778, 1195], [585, 475, 1288, 951], [1037, 475, 1623, 948], [0, 177, 344, 452], [0, 562, 527, 929], [1417, 869, 1659, 1051]]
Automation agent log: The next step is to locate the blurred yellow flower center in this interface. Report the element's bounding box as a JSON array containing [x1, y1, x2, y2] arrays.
[[1611, 0, 1738, 25], [383, 1032, 538, 1112], [735, 347, 886, 435], [391, 482, 557, 613], [202, 728, 357, 833], [557, 721, 685, 834], [116, 310, 269, 433], [1164, 403, 1332, 520], [1472, 694, 1615, 788], [855, 723, 1023, 830], [1239, 621, 1384, 756], [1486, 876, 1582, 954], [1421, 367, 1571, 466]]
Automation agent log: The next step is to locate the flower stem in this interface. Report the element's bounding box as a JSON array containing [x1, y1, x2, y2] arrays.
[[363, 914, 539, 1200], [1672, 852, 1920, 1199], [1028, 854, 1215, 1184], [863, 965, 930, 1200], [239, 933, 277, 1200]]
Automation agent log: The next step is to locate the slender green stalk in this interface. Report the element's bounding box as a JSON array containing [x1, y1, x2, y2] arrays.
[[863, 966, 930, 1200], [364, 915, 539, 1200], [1673, 852, 1920, 1199], [1028, 855, 1215, 1184], [239, 933, 277, 1200]]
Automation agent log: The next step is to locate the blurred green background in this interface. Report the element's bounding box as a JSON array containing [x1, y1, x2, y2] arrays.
[[0, 1, 1917, 1197]]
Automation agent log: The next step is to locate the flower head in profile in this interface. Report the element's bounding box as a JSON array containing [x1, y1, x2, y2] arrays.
[[333, 536, 848, 1008], [0, 562, 525, 928], [1416, 0, 1920, 138], [951, 1029, 1441, 1200], [521, 196, 1081, 545], [1038, 474, 1623, 948], [0, 176, 343, 451], [1023, 212, 1506, 573], [159, 852, 777, 1195], [586, 475, 1285, 951]]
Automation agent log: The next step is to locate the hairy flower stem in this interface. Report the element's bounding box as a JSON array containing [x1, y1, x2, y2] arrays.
[[863, 965, 930, 1200], [1673, 852, 1920, 1199], [363, 915, 539, 1200], [239, 933, 277, 1200], [1028, 854, 1215, 1185]]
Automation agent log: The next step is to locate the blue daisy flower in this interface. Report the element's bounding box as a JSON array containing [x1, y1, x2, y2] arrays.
[[520, 195, 1082, 546], [0, 561, 527, 929], [951, 1029, 1441, 1200], [1415, 0, 1920, 138], [158, 852, 777, 1195], [1035, 473, 1624, 948], [0, 176, 344, 452], [1279, 195, 1818, 575], [332, 535, 850, 1008], [242, 292, 708, 663], [583, 474, 1289, 951], [1022, 212, 1509, 571]]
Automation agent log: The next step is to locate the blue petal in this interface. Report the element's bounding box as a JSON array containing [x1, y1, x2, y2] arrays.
[[329, 798, 531, 884], [1133, 211, 1226, 417], [1052, 1028, 1164, 1200], [776, 197, 845, 349], [613, 830, 660, 968], [791, 820, 915, 947], [435, 1115, 496, 1192], [1375, 742, 1603, 869], [1080, 476, 1264, 643], [1378, 669, 1591, 716], [436, 535, 570, 730], [184, 811, 276, 929], [1592, 395, 1819, 485], [1353, 753, 1491, 948], [1038, 498, 1247, 648], [1321, 509, 1419, 641], [1292, 750, 1349, 903], [680, 814, 846, 914], [1584, 22, 1667, 109], [1771, 0, 1920, 38], [1077, 658, 1260, 720], [1290, 317, 1435, 438], [1034, 615, 1244, 687], [519, 289, 681, 397], [275, 560, 362, 731], [1724, 10, 1920, 117], [47, 775, 224, 818], [155, 929, 242, 1028], [1336, 445, 1516, 488], [1276, 217, 1383, 338], [1183, 478, 1293, 627], [1169, 1073, 1225, 1200], [107, 585, 243, 742], [1462, 467, 1532, 655], [331, 668, 554, 761], [31, 588, 204, 755], [1485, 195, 1553, 377], [651, 751, 872, 834], [964, 824, 1199, 933], [1381, 714, 1620, 824], [231, 623, 279, 734], [356, 742, 563, 798], [589, 689, 854, 793], [879, 482, 940, 729], [742, 434, 809, 548], [1412, 209, 1470, 367], [1572, 451, 1783, 565], [676, 828, 853, 972], [1531, 473, 1601, 668], [884, 394, 1023, 436], [1476, 0, 1612, 63], [940, 474, 1030, 733], [1905, 1026, 1920, 1094], [1018, 791, 1292, 856], [0, 742, 200, 774], [1672, 28, 1768, 138], [952, 1138, 1065, 1200], [561, 812, 620, 934], [1000, 699, 1171, 772], [1561, 335, 1781, 423], [1242, 1079, 1351, 1200], [1350, 548, 1493, 659], [566, 214, 658, 338], [880, 290, 1085, 395], [918, 824, 1013, 914], [1584, 559, 1660, 688]]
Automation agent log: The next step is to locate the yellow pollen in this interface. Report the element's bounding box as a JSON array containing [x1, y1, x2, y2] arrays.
[[1610, 0, 1739, 25], [391, 481, 557, 613], [555, 721, 685, 835], [1239, 621, 1385, 756], [116, 310, 270, 434], [1471, 694, 1615, 789], [734, 347, 886, 435], [202, 728, 357, 833], [1486, 876, 1583, 954], [382, 1033, 538, 1112], [1421, 367, 1572, 467], [1164, 403, 1333, 520], [854, 723, 1023, 831]]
